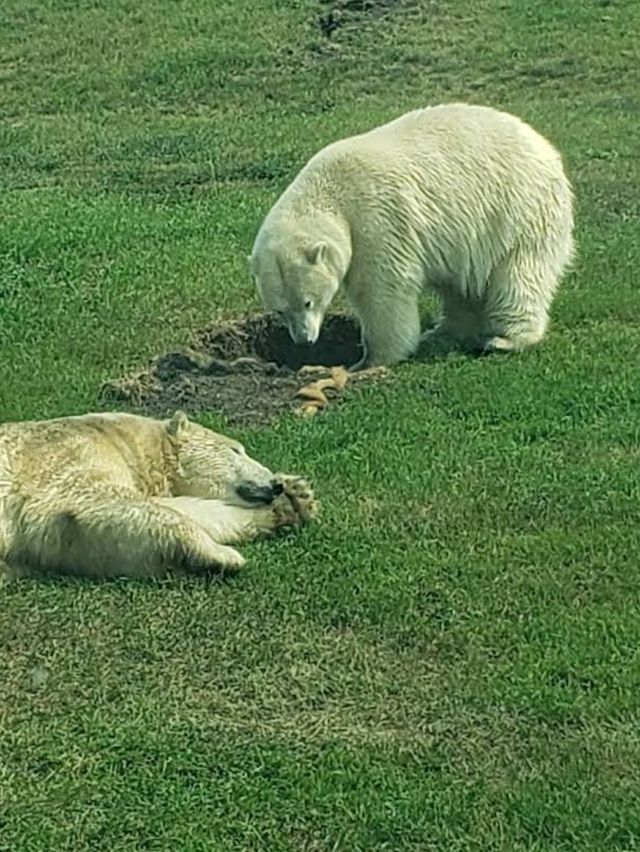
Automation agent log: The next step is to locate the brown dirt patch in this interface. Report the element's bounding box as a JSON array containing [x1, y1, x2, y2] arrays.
[[101, 313, 389, 427]]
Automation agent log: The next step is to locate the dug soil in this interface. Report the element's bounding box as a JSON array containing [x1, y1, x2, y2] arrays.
[[101, 313, 388, 427]]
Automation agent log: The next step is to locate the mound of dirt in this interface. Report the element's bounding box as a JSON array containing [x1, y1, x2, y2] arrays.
[[101, 313, 389, 426]]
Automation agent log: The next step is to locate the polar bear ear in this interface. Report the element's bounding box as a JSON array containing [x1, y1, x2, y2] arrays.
[[306, 241, 327, 266], [166, 410, 190, 438]]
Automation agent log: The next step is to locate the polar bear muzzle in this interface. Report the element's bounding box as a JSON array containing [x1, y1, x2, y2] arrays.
[[286, 309, 324, 346], [235, 478, 284, 505]]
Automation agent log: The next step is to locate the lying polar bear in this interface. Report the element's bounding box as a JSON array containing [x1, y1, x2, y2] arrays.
[[0, 410, 316, 580]]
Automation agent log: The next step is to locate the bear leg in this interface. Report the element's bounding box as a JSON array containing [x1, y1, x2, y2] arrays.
[[156, 476, 316, 544], [478, 244, 568, 353], [349, 290, 421, 369], [155, 495, 290, 544], [10, 492, 246, 579]]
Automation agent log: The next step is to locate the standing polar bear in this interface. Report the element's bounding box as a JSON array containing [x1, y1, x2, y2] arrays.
[[250, 103, 574, 368], [0, 411, 316, 580]]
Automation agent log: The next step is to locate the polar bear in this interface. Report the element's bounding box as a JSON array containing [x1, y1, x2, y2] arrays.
[[0, 411, 316, 580], [249, 103, 574, 368]]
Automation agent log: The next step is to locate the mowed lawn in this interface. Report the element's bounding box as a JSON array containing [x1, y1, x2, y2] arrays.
[[1, 0, 640, 849]]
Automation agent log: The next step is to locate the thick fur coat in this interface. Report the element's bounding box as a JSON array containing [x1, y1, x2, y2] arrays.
[[0, 411, 315, 580], [250, 103, 574, 367]]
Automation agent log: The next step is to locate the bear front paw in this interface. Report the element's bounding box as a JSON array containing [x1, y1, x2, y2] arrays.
[[273, 474, 317, 526]]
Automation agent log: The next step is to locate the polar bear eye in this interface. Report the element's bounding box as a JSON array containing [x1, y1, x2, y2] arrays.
[[304, 299, 313, 309]]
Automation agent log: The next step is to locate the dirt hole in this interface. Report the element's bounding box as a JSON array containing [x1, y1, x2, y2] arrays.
[[100, 313, 388, 427], [199, 312, 362, 371]]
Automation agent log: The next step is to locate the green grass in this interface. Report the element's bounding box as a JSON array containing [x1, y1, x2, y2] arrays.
[[2, 0, 640, 848]]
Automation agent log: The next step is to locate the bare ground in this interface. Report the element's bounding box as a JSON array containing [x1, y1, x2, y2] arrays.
[[101, 313, 389, 426]]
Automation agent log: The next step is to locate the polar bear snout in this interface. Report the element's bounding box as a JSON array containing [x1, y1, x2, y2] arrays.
[[235, 478, 284, 505], [289, 326, 318, 346], [286, 311, 323, 346]]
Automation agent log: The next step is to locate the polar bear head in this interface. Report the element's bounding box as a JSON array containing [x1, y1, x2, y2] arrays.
[[166, 411, 282, 505], [249, 215, 351, 346]]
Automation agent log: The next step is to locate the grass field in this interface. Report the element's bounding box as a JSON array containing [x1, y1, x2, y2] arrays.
[[2, 0, 640, 849]]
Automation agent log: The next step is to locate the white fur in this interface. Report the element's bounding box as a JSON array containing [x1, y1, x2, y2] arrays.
[[250, 103, 574, 367], [0, 411, 315, 580]]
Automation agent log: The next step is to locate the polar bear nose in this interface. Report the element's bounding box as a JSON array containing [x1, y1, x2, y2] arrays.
[[290, 328, 318, 346], [236, 480, 282, 504], [289, 328, 311, 345]]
